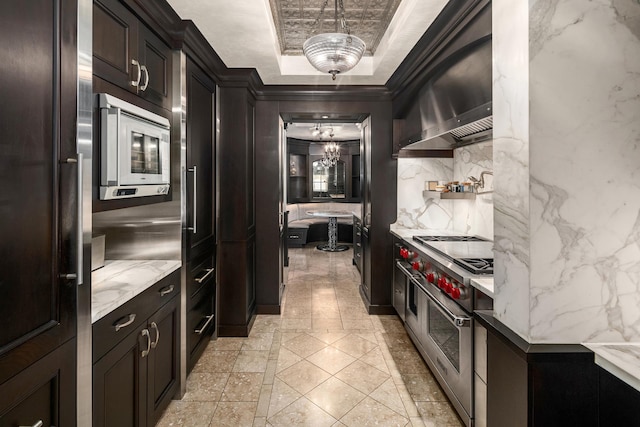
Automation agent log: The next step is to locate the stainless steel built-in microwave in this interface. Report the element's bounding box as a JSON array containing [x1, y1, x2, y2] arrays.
[[98, 93, 170, 200]]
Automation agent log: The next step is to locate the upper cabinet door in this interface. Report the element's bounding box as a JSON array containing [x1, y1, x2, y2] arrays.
[[0, 0, 77, 382], [93, 0, 139, 91], [93, 0, 172, 110], [186, 58, 217, 259]]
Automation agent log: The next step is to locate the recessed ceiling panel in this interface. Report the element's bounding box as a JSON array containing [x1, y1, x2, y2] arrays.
[[269, 0, 402, 55]]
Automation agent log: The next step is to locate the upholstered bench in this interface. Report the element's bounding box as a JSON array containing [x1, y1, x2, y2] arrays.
[[286, 203, 360, 247]]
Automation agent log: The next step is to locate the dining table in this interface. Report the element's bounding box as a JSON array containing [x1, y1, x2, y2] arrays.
[[305, 209, 354, 252]]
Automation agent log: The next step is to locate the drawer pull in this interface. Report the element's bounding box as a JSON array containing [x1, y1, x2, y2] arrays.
[[114, 314, 136, 332], [356, 232, 361, 236], [289, 235, 300, 239], [150, 321, 159, 349], [19, 421, 43, 427], [141, 328, 151, 358], [195, 314, 214, 334], [159, 284, 175, 296], [356, 243, 361, 247], [195, 268, 214, 284]]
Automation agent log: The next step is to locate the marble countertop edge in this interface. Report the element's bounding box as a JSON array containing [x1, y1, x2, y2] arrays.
[[91, 260, 181, 324], [583, 343, 640, 393]]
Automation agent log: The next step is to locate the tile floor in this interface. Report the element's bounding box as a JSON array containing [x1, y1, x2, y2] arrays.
[[158, 245, 463, 427]]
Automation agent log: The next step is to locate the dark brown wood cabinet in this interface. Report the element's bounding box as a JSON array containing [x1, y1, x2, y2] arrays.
[[93, 271, 180, 427], [0, 1, 78, 424], [93, 0, 172, 110], [184, 55, 217, 370]]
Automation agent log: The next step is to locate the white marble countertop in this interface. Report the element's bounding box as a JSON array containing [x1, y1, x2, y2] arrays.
[[389, 224, 455, 240], [92, 260, 181, 324], [470, 277, 494, 298], [583, 343, 640, 393]]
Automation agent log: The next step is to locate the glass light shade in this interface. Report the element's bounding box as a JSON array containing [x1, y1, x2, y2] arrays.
[[303, 33, 366, 80]]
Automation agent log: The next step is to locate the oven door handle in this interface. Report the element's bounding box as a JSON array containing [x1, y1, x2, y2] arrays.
[[408, 275, 472, 328]]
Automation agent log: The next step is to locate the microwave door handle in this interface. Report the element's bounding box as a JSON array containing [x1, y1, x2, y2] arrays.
[[188, 165, 197, 234]]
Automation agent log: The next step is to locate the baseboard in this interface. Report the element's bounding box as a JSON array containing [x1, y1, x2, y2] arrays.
[[256, 304, 281, 315]]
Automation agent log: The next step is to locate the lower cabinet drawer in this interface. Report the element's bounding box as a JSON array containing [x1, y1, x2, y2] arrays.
[[187, 287, 215, 372], [188, 255, 215, 303]]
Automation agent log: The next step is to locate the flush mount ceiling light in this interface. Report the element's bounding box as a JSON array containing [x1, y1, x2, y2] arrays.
[[303, 0, 366, 80]]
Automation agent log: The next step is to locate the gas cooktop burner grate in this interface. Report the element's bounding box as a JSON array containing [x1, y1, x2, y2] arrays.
[[454, 258, 493, 275], [413, 235, 488, 243]]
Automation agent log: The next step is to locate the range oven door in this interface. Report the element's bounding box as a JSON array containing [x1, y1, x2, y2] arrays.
[[422, 286, 474, 422], [393, 260, 408, 321]]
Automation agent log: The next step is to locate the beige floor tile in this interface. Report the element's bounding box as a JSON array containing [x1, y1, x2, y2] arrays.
[[380, 332, 418, 352], [252, 416, 267, 427], [221, 372, 265, 402], [281, 333, 327, 358], [255, 384, 272, 417], [276, 347, 303, 373], [232, 351, 270, 373], [306, 377, 366, 419], [156, 400, 217, 427], [401, 373, 448, 402], [267, 378, 302, 418], [267, 396, 337, 427], [241, 333, 274, 351], [280, 318, 312, 330], [276, 360, 331, 395], [312, 306, 342, 319], [306, 346, 356, 374], [369, 378, 408, 417], [341, 318, 375, 330], [210, 401, 258, 427], [414, 401, 464, 427], [280, 332, 303, 343], [332, 334, 378, 358], [192, 350, 239, 373], [335, 360, 389, 395], [251, 316, 282, 333], [308, 331, 349, 345], [312, 317, 344, 330], [387, 350, 431, 375], [340, 396, 409, 427], [359, 347, 390, 373], [209, 337, 246, 351], [183, 372, 230, 402]]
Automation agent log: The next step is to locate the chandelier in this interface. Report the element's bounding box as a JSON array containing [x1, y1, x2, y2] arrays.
[[303, 0, 366, 80], [321, 132, 340, 167]]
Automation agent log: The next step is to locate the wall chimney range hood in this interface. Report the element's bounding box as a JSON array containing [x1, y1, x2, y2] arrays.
[[401, 38, 493, 153]]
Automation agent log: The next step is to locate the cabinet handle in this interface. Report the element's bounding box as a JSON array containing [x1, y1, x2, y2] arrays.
[[195, 314, 214, 334], [187, 166, 197, 234], [114, 314, 136, 332], [130, 59, 141, 88], [141, 328, 151, 357], [19, 421, 43, 427], [60, 154, 83, 285], [150, 321, 159, 349], [159, 284, 175, 296], [356, 242, 361, 247], [140, 64, 149, 91], [289, 235, 300, 239], [195, 268, 214, 284]]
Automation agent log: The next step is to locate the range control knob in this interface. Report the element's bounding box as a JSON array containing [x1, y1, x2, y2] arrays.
[[412, 260, 424, 272], [407, 250, 418, 259], [426, 272, 436, 283], [451, 287, 461, 299], [437, 276, 447, 289], [400, 248, 408, 259], [444, 282, 453, 294]]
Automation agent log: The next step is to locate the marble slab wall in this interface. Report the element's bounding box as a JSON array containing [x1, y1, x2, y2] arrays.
[[396, 157, 454, 230], [493, 0, 640, 343], [395, 143, 494, 238], [452, 141, 494, 240]]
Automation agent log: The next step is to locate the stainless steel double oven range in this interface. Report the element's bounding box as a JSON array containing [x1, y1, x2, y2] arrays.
[[394, 235, 493, 427]]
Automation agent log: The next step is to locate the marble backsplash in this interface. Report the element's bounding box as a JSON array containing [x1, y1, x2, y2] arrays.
[[395, 141, 494, 239]]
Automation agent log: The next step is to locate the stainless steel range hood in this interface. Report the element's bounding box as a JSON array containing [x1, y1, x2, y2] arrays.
[[401, 39, 492, 152]]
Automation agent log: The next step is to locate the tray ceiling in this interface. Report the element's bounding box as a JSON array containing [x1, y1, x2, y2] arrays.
[[165, 0, 449, 85], [268, 0, 403, 56]]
